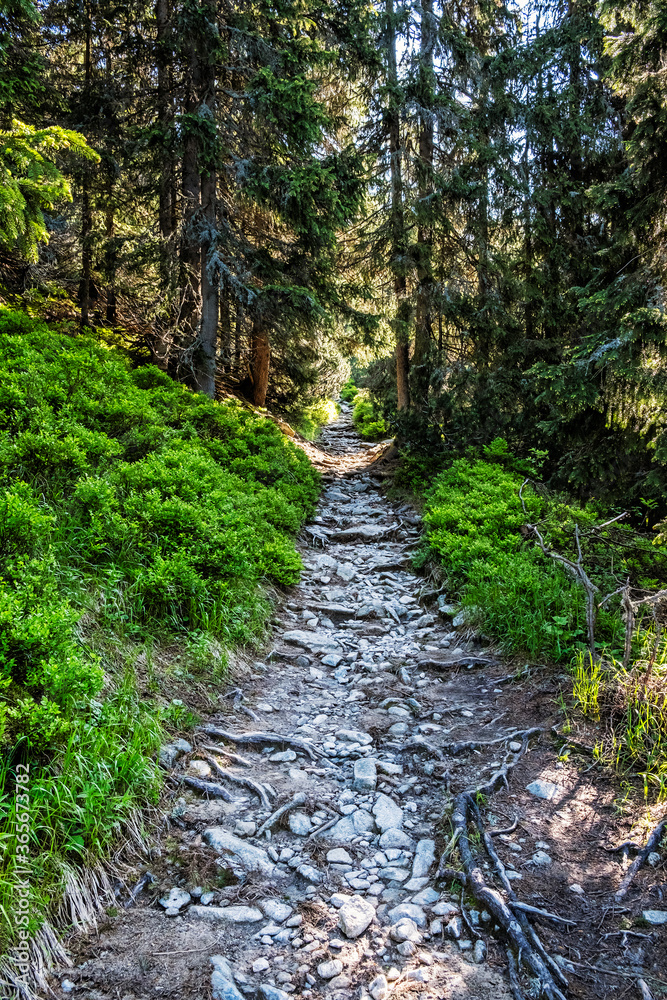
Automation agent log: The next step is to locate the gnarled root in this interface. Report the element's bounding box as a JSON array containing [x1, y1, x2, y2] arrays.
[[614, 815, 666, 901], [436, 730, 569, 1000], [199, 725, 321, 760], [256, 792, 308, 838]]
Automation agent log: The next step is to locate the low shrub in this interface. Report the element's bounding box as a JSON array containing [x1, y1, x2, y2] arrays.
[[339, 378, 358, 403], [0, 307, 319, 952], [289, 398, 338, 440], [352, 390, 387, 440]]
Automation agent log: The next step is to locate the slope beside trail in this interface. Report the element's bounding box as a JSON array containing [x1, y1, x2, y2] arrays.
[[56, 405, 666, 1000]]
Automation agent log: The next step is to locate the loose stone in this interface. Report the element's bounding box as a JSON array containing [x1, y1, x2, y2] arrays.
[[338, 895, 376, 938]]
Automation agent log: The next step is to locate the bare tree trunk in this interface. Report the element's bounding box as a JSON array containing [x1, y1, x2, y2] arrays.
[[105, 196, 117, 323], [386, 0, 409, 411], [180, 33, 202, 345], [412, 0, 435, 401], [156, 0, 175, 240], [80, 8, 93, 329], [251, 320, 270, 407], [197, 167, 218, 396]]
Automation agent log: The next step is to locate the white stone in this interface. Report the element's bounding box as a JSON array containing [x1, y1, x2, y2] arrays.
[[187, 759, 212, 778], [373, 794, 403, 832], [411, 887, 440, 906], [252, 959, 270, 973], [317, 959, 343, 980], [569, 883, 584, 895], [531, 850, 552, 866], [190, 905, 263, 923], [289, 812, 312, 836], [270, 750, 297, 762], [526, 779, 563, 801], [473, 939, 487, 964], [282, 630, 343, 654], [203, 828, 276, 877], [234, 820, 256, 837], [159, 887, 191, 911], [338, 896, 376, 939], [327, 848, 352, 864], [323, 808, 376, 842], [388, 903, 426, 927], [508, 741, 522, 752], [379, 828, 414, 850], [259, 987, 291, 1000], [389, 917, 421, 943], [336, 729, 373, 745], [643, 910, 667, 926], [353, 758, 377, 791], [259, 900, 293, 923], [411, 839, 436, 878], [369, 973, 388, 1000]]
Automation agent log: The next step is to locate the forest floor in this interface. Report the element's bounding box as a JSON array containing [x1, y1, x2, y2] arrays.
[[51, 406, 667, 1000]]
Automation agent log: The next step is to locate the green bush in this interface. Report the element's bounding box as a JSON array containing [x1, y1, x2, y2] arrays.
[[0, 307, 319, 951], [421, 457, 625, 662], [340, 379, 358, 402], [289, 398, 338, 440], [352, 390, 388, 440]]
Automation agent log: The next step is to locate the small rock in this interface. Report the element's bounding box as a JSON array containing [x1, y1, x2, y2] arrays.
[[259, 987, 291, 1000], [328, 975, 352, 990], [373, 794, 403, 832], [297, 863, 322, 883], [411, 839, 436, 879], [445, 916, 462, 939], [473, 939, 487, 964], [569, 883, 584, 895], [270, 750, 298, 763], [378, 866, 410, 882], [200, 891, 216, 905], [253, 959, 271, 973], [327, 848, 352, 864], [61, 981, 75, 993], [376, 761, 403, 776], [531, 850, 552, 866], [259, 900, 293, 923], [190, 905, 263, 923], [388, 722, 409, 736], [353, 758, 377, 792], [159, 739, 192, 768], [411, 888, 440, 906], [379, 829, 415, 851], [204, 828, 276, 877], [211, 956, 245, 1000], [388, 903, 427, 928], [289, 812, 313, 836], [389, 918, 421, 943], [338, 895, 376, 938], [322, 653, 343, 667], [159, 887, 191, 911], [317, 959, 343, 980], [508, 741, 522, 752], [526, 780, 563, 802], [369, 973, 388, 1000], [386, 968, 401, 982], [647, 852, 661, 868], [187, 759, 212, 778], [458, 939, 472, 952], [643, 909, 667, 926], [396, 940, 416, 956], [336, 729, 373, 746], [406, 969, 428, 983], [234, 820, 257, 837]]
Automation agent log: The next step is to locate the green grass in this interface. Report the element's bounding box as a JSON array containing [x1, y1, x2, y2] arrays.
[[288, 398, 339, 440], [417, 444, 667, 799], [0, 307, 319, 952], [351, 389, 387, 440]]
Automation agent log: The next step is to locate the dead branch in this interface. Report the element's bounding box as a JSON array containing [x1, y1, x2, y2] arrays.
[[526, 522, 599, 657], [637, 979, 654, 1000], [256, 792, 308, 838], [197, 743, 252, 767], [199, 752, 272, 808], [199, 725, 321, 760], [614, 815, 667, 900], [510, 901, 578, 926]]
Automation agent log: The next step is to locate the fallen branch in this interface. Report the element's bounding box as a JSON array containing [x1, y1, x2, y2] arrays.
[[199, 726, 321, 760], [198, 744, 252, 767], [180, 776, 236, 801], [200, 752, 272, 809], [638, 979, 654, 1000], [256, 792, 308, 838], [614, 815, 667, 900]]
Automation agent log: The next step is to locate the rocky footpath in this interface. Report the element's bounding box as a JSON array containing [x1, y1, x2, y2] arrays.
[[59, 405, 666, 1000]]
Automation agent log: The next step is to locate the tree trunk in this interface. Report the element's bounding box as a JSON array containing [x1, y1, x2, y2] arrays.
[[251, 320, 270, 407], [105, 196, 117, 323], [386, 0, 409, 411], [197, 167, 218, 396], [180, 32, 202, 343], [412, 0, 435, 401], [80, 8, 93, 329], [156, 0, 175, 240]]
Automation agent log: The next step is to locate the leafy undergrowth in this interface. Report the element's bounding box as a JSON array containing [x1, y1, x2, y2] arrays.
[[411, 441, 667, 799], [344, 383, 387, 440], [0, 308, 319, 952], [287, 398, 339, 440]]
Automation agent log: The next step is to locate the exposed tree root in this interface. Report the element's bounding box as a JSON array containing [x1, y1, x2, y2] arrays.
[[436, 729, 570, 1000], [200, 752, 273, 808], [614, 815, 667, 900], [180, 776, 236, 801], [417, 655, 497, 670], [199, 725, 321, 760], [256, 792, 308, 838]]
